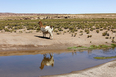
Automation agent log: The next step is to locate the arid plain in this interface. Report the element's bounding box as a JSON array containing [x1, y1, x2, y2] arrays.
[[0, 13, 116, 77]]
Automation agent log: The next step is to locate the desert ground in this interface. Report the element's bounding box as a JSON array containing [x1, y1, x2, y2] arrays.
[[0, 29, 116, 51], [0, 13, 116, 77]]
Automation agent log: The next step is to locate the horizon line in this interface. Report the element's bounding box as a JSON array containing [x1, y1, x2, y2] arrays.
[[0, 12, 116, 15]]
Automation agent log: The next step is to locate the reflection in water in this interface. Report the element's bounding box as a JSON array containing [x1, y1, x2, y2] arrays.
[[0, 48, 116, 77], [40, 54, 54, 70], [72, 52, 77, 56]]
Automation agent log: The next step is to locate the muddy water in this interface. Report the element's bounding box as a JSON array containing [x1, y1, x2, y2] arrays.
[[0, 48, 116, 77]]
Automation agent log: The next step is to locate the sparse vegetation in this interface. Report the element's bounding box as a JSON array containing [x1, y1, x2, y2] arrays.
[[96, 30, 99, 33], [68, 46, 87, 49], [90, 41, 92, 43], [0, 17, 116, 47], [79, 33, 83, 36], [87, 35, 92, 38], [102, 31, 108, 36], [0, 13, 116, 56], [105, 37, 109, 39], [68, 44, 116, 50], [112, 39, 115, 43], [94, 56, 116, 59], [74, 33, 77, 37], [19, 31, 23, 33], [0, 18, 116, 35], [57, 32, 61, 35], [85, 29, 90, 34]]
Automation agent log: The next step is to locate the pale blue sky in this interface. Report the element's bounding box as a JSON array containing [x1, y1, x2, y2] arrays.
[[0, 0, 116, 14]]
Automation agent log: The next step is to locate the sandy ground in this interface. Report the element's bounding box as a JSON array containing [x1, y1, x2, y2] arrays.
[[0, 30, 116, 51]]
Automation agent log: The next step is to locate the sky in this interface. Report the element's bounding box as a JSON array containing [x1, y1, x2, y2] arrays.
[[0, 0, 116, 14]]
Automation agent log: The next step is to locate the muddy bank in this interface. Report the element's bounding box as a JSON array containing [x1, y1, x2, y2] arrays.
[[0, 49, 75, 56], [0, 44, 76, 51]]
